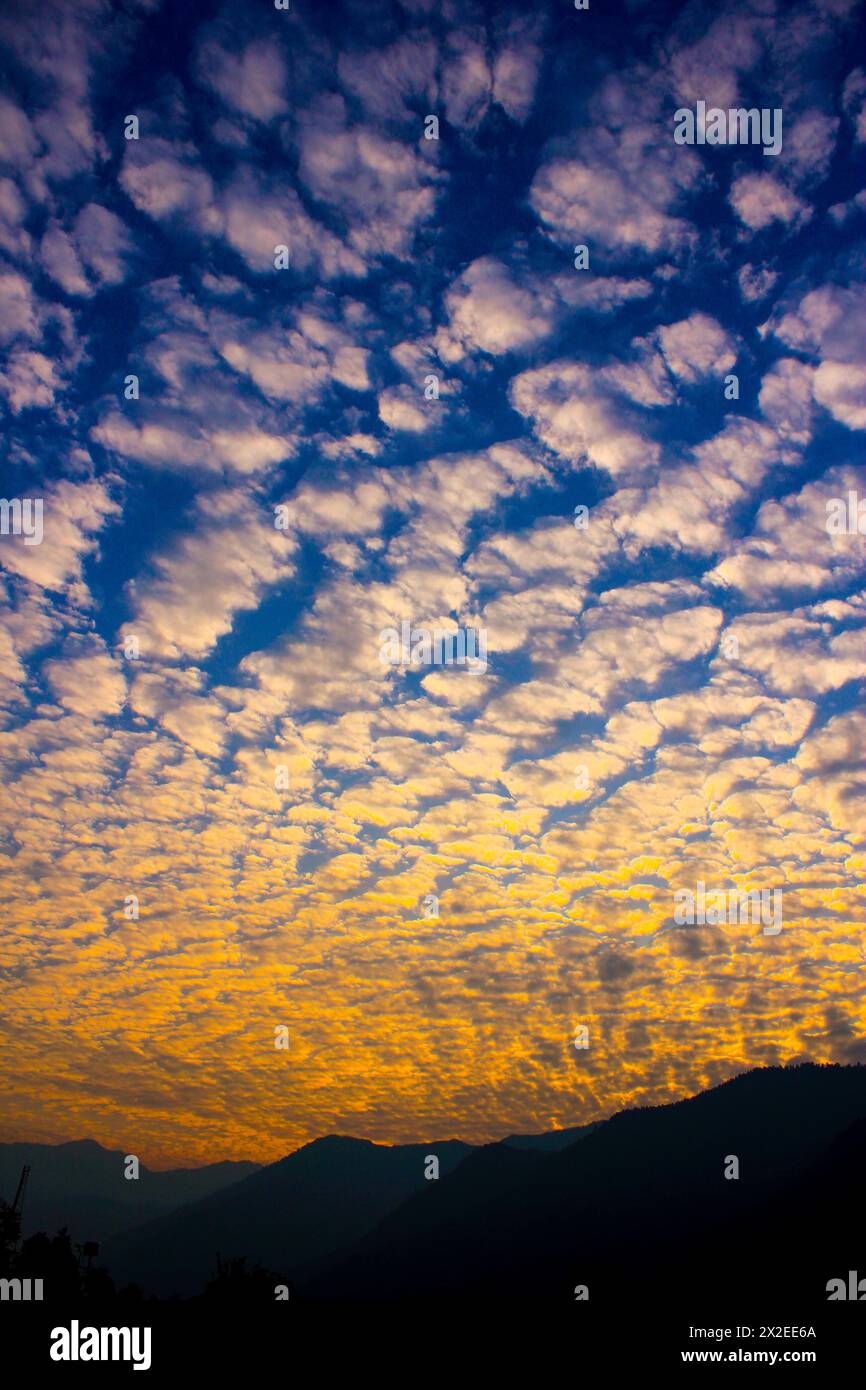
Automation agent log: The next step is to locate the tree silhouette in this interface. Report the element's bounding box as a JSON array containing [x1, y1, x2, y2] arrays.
[[204, 1253, 284, 1304], [10, 1227, 119, 1302]]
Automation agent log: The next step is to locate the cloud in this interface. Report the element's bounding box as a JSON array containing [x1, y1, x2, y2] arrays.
[[530, 118, 700, 256], [491, 27, 542, 123], [298, 95, 441, 261], [437, 257, 556, 359], [2, 0, 865, 1166], [718, 609, 866, 699], [196, 37, 288, 122], [0, 268, 40, 343], [614, 417, 790, 558], [441, 31, 490, 129], [43, 641, 127, 718], [0, 348, 61, 412], [121, 489, 298, 662], [378, 385, 433, 432], [0, 95, 39, 173], [436, 257, 653, 363], [91, 410, 295, 477], [510, 359, 660, 483], [220, 167, 365, 277], [738, 262, 778, 303], [729, 173, 809, 231], [0, 176, 31, 259], [813, 362, 866, 431], [781, 109, 839, 185], [655, 312, 736, 383], [120, 139, 220, 233], [842, 67, 866, 142], [337, 33, 437, 123], [769, 283, 866, 430], [213, 308, 370, 406], [828, 189, 866, 223], [706, 467, 866, 600], [758, 357, 815, 441], [41, 203, 132, 296], [0, 0, 120, 188], [0, 478, 118, 596]]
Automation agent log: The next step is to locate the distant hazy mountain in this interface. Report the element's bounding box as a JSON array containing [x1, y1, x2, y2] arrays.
[[0, 1139, 259, 1244], [502, 1120, 600, 1151], [103, 1135, 472, 1296]]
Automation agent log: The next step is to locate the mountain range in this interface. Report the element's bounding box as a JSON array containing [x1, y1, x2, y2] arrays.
[[0, 1138, 258, 1245], [6, 1063, 866, 1311]]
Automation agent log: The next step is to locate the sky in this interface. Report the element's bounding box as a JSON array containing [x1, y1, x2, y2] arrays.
[[0, 0, 864, 1169]]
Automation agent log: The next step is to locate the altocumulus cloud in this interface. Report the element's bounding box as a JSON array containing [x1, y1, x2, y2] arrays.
[[0, 0, 864, 1166]]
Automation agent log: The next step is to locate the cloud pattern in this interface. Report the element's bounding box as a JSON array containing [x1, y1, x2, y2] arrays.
[[0, 0, 864, 1165]]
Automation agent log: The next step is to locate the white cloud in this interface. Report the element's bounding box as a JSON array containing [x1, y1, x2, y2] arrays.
[[196, 37, 288, 122], [0, 96, 39, 173], [842, 67, 866, 142], [530, 120, 700, 256], [378, 385, 432, 432], [738, 262, 778, 303], [437, 257, 652, 363], [614, 418, 789, 558], [441, 31, 490, 129], [758, 357, 815, 441], [91, 410, 295, 477], [828, 189, 866, 223], [510, 359, 660, 484], [214, 312, 369, 406], [729, 172, 809, 231], [655, 312, 736, 384], [298, 96, 441, 261], [769, 283, 866, 430], [0, 269, 40, 344], [492, 37, 542, 123], [120, 139, 220, 233], [0, 177, 31, 259], [220, 168, 365, 278], [0, 478, 118, 596], [0, 349, 60, 413], [337, 33, 437, 123], [122, 490, 298, 662], [718, 611, 866, 699], [707, 467, 866, 600], [781, 110, 839, 185], [437, 257, 555, 359], [44, 642, 127, 718], [814, 361, 866, 431], [40, 203, 131, 296]]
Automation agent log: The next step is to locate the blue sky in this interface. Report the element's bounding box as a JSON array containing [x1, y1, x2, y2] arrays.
[[0, 0, 865, 1165]]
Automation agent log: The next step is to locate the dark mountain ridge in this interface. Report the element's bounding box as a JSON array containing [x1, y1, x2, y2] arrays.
[[103, 1134, 472, 1296], [11, 1064, 866, 1310], [305, 1062, 866, 1305]]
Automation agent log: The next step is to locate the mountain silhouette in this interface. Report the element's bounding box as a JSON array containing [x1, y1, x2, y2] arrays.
[[302, 1062, 866, 1306], [14, 1063, 866, 1313], [501, 1120, 600, 1151], [103, 1135, 471, 1296], [0, 1138, 259, 1245]]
